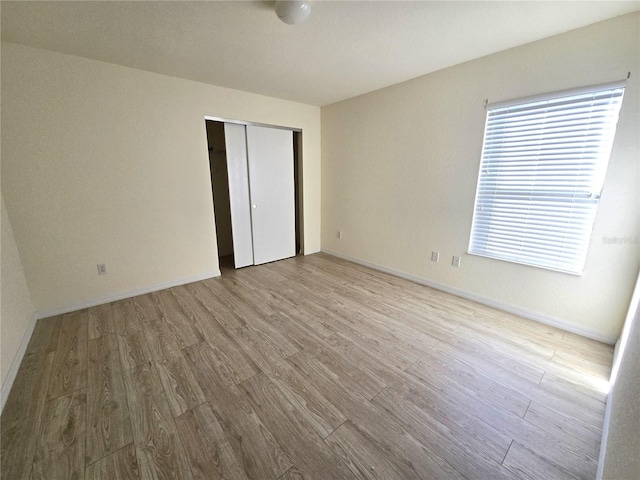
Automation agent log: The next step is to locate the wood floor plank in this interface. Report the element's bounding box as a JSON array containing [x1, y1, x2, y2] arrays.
[[323, 420, 411, 480], [433, 339, 605, 429], [117, 330, 153, 371], [287, 347, 465, 480], [523, 401, 601, 458], [47, 310, 88, 400], [198, 279, 258, 328], [1, 352, 56, 480], [264, 311, 328, 353], [155, 355, 206, 418], [174, 402, 250, 480], [467, 301, 566, 343], [241, 316, 301, 360], [122, 362, 194, 480], [269, 261, 444, 355], [277, 466, 304, 480], [325, 317, 419, 372], [373, 380, 513, 478], [433, 337, 546, 392], [185, 281, 245, 331], [275, 298, 338, 339], [223, 286, 310, 358], [503, 441, 582, 480], [561, 331, 613, 360], [170, 285, 259, 383], [25, 315, 63, 356], [311, 289, 440, 359], [552, 343, 613, 379], [540, 372, 608, 412], [290, 346, 376, 405], [428, 340, 540, 414], [31, 389, 86, 480], [409, 357, 599, 479], [131, 294, 162, 323], [325, 418, 464, 480], [112, 299, 143, 336], [407, 353, 531, 418], [324, 332, 405, 387], [142, 319, 185, 364], [226, 326, 294, 379], [184, 342, 292, 480], [455, 323, 608, 394], [168, 287, 209, 335], [230, 326, 346, 439], [288, 348, 384, 404], [456, 312, 559, 360], [341, 398, 467, 480], [240, 373, 356, 480], [449, 330, 546, 383], [281, 257, 450, 336], [195, 324, 260, 385], [88, 303, 115, 340], [86, 334, 133, 465], [152, 290, 203, 347], [85, 443, 141, 480]]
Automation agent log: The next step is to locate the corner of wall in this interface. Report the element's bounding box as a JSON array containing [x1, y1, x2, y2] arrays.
[[0, 312, 38, 412], [1, 196, 38, 413], [597, 270, 640, 479]]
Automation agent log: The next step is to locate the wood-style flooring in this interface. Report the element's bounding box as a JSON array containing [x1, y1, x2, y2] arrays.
[[1, 253, 613, 479]]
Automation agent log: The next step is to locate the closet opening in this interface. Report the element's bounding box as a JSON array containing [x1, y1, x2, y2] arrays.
[[206, 120, 234, 269], [205, 119, 303, 273]]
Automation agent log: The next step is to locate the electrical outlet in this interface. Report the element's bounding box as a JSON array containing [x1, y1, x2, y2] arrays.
[[97, 263, 107, 275], [338, 230, 343, 239], [452, 256, 461, 267], [431, 251, 440, 262]]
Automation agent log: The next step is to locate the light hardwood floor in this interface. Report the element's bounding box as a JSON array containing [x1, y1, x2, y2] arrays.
[[1, 253, 613, 479]]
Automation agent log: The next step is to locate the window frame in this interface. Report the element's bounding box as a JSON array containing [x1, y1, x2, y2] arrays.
[[468, 80, 626, 275]]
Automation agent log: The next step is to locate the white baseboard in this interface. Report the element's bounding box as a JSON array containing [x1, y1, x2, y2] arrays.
[[1, 312, 38, 413], [36, 269, 220, 320], [321, 249, 617, 345]]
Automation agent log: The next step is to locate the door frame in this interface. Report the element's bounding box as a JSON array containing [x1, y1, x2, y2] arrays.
[[204, 115, 305, 257]]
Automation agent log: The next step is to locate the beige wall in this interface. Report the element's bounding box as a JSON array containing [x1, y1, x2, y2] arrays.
[[1, 196, 36, 397], [1, 43, 321, 314], [598, 272, 640, 479], [321, 13, 640, 342]]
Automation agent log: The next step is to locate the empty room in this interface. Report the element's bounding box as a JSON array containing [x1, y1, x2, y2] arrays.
[[1, 2, 639, 479]]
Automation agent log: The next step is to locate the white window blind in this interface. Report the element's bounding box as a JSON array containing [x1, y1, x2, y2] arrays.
[[469, 81, 625, 275]]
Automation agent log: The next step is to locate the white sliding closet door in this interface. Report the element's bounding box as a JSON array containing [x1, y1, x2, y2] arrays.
[[224, 123, 254, 268], [246, 125, 296, 265]]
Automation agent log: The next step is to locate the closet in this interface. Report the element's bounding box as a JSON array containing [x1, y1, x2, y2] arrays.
[[207, 120, 297, 269]]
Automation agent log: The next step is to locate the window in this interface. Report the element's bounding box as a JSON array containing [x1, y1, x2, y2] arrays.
[[469, 81, 625, 275]]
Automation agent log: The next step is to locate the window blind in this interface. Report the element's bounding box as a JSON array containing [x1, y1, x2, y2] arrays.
[[469, 81, 625, 275]]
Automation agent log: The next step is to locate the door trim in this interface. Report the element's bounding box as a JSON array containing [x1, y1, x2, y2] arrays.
[[205, 115, 302, 133]]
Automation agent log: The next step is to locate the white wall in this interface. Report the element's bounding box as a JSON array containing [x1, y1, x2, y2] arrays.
[[1, 43, 321, 315], [598, 271, 640, 479], [1, 196, 37, 408], [321, 12, 640, 342]]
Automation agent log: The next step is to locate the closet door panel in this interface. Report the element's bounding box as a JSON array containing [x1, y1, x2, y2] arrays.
[[223, 123, 254, 268], [246, 126, 295, 265]]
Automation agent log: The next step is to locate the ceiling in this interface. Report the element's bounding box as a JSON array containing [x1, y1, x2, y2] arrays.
[[2, 1, 638, 106]]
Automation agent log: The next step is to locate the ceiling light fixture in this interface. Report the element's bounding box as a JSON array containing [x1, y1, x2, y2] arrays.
[[275, 1, 311, 25]]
